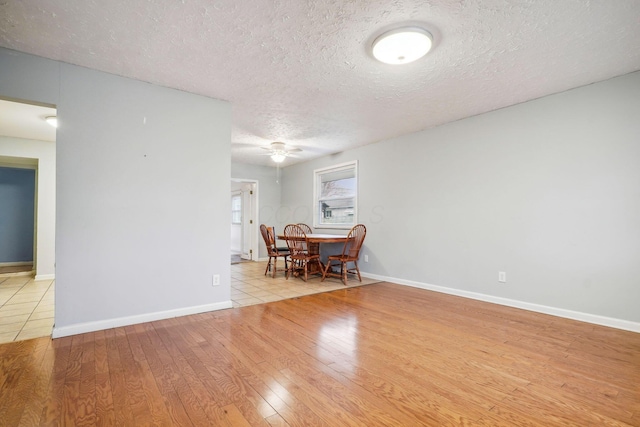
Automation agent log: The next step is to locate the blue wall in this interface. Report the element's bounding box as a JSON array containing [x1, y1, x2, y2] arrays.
[[0, 167, 36, 263]]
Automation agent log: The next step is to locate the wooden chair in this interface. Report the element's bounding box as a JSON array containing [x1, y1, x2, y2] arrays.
[[260, 224, 289, 278], [284, 224, 320, 282], [296, 223, 313, 234], [295, 223, 313, 253], [321, 224, 366, 285]]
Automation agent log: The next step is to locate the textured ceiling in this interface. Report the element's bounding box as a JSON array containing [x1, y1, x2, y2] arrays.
[[1, 0, 639, 165]]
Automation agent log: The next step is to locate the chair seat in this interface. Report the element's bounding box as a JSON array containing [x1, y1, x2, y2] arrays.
[[327, 255, 358, 261], [290, 253, 319, 261]]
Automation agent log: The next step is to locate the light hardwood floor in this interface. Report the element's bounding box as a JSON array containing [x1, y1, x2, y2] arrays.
[[0, 269, 638, 425], [0, 259, 376, 343]]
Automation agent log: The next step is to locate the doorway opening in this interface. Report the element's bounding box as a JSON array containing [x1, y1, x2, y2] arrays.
[[0, 97, 56, 343], [230, 179, 258, 264]]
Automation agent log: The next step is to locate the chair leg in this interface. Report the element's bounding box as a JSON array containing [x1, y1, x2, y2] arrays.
[[272, 257, 277, 278], [341, 261, 347, 285], [303, 260, 308, 282], [321, 260, 331, 282], [354, 260, 362, 281], [264, 256, 272, 276]]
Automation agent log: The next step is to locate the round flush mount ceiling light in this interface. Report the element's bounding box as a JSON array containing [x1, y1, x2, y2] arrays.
[[45, 116, 58, 128], [372, 27, 433, 65]]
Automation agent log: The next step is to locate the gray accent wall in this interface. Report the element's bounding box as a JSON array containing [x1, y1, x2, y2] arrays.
[[0, 166, 36, 262], [281, 71, 640, 324], [1, 47, 232, 333]]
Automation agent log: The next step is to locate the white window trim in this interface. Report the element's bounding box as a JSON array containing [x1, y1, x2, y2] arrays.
[[231, 192, 242, 225], [313, 160, 358, 229]]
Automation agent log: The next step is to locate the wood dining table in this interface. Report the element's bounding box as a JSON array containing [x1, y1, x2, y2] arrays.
[[277, 233, 352, 275]]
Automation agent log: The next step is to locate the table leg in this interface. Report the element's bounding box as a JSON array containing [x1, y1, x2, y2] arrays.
[[307, 241, 324, 275]]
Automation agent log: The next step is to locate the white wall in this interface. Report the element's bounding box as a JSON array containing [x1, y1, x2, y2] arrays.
[[0, 136, 56, 279], [1, 47, 232, 336], [281, 71, 640, 328]]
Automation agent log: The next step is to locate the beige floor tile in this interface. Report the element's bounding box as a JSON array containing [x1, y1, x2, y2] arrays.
[[33, 302, 55, 312], [242, 278, 272, 287], [28, 310, 55, 321], [0, 313, 31, 326], [16, 328, 52, 341], [234, 285, 260, 293], [272, 290, 305, 298], [245, 289, 274, 298], [0, 304, 39, 317], [22, 318, 55, 330], [0, 296, 13, 305], [257, 294, 285, 303], [233, 296, 263, 306], [0, 331, 18, 344], [0, 321, 25, 333], [7, 293, 44, 304], [0, 285, 23, 292], [1, 279, 32, 287]]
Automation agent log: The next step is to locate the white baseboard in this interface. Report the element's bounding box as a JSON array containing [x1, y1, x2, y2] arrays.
[[35, 274, 55, 281], [52, 300, 233, 338], [0, 261, 33, 267], [361, 272, 640, 333]]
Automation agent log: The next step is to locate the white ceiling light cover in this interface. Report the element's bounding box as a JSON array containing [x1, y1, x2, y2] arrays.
[[372, 27, 433, 65], [270, 153, 286, 163], [45, 116, 58, 128]]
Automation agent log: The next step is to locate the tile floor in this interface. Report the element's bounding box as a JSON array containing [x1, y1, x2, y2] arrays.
[[0, 260, 377, 344], [0, 274, 55, 344], [231, 260, 379, 307]]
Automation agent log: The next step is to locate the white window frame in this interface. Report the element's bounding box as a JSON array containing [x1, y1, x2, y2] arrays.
[[313, 160, 358, 229], [231, 193, 242, 225]]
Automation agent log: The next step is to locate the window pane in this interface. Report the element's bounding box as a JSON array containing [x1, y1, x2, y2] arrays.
[[314, 161, 357, 228], [231, 195, 241, 224]]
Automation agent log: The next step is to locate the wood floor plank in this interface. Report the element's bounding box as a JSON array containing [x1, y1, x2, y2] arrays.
[[0, 337, 51, 426], [103, 327, 136, 426], [76, 332, 97, 426], [92, 330, 115, 427], [1, 278, 638, 426], [38, 336, 73, 426], [152, 320, 235, 425], [123, 325, 182, 425], [17, 339, 55, 426], [61, 334, 84, 425]]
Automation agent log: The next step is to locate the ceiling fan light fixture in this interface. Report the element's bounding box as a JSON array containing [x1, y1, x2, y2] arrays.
[[270, 153, 286, 163], [372, 27, 433, 65], [45, 116, 58, 128]]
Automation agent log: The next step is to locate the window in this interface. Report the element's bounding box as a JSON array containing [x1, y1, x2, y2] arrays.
[[313, 161, 357, 229], [231, 194, 242, 224]]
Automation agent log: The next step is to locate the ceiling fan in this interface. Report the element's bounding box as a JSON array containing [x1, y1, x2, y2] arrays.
[[261, 141, 302, 163]]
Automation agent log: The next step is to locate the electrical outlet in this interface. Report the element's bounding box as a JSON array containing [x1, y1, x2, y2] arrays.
[[364, 255, 369, 262], [212, 274, 220, 286], [498, 271, 506, 283]]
